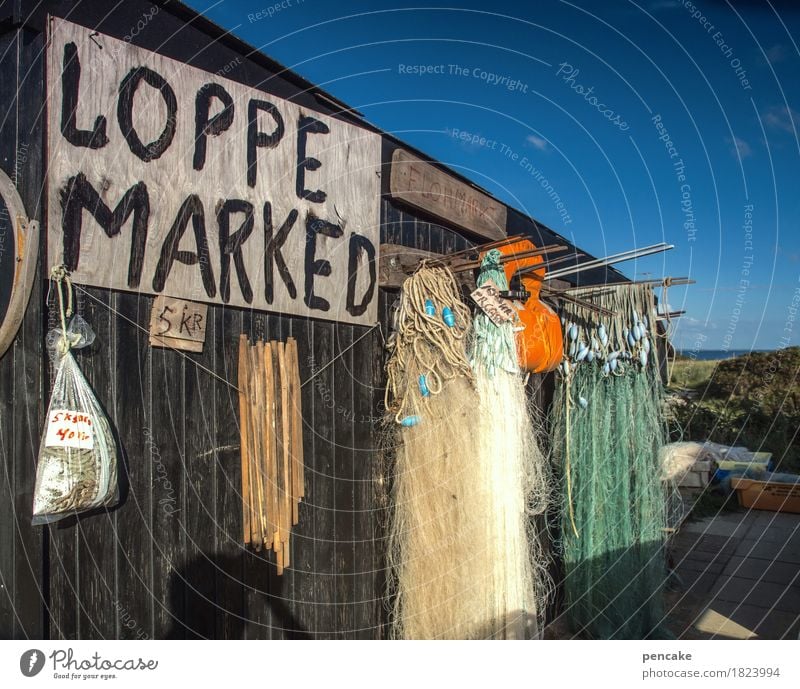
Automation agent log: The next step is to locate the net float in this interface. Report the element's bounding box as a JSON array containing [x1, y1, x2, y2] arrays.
[[424, 299, 436, 317]]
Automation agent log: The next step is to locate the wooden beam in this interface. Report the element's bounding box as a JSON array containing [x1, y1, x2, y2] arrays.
[[389, 148, 507, 240]]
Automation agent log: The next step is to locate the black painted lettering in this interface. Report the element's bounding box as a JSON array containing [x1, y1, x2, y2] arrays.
[[247, 99, 285, 187], [60, 42, 108, 149], [296, 115, 329, 203], [193, 83, 235, 170], [60, 173, 149, 288], [153, 195, 216, 297], [304, 214, 343, 311], [179, 307, 194, 335], [157, 304, 174, 335], [117, 66, 177, 161], [346, 233, 377, 317], [264, 203, 298, 304], [218, 199, 255, 304]]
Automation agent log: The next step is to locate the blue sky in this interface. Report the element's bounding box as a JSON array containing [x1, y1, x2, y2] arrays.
[[186, 0, 800, 351]]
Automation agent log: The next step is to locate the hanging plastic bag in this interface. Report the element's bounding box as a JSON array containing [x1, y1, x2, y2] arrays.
[[32, 270, 118, 525]]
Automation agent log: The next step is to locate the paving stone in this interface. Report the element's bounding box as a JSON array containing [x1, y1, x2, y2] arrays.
[[744, 525, 800, 544], [691, 535, 741, 557], [682, 516, 751, 538], [682, 572, 720, 597], [714, 576, 761, 603], [713, 575, 800, 613], [774, 586, 800, 614], [677, 557, 727, 576], [672, 510, 800, 640], [748, 512, 800, 531], [674, 548, 731, 566], [723, 556, 800, 586], [706, 599, 800, 640], [735, 539, 800, 563], [760, 511, 799, 525], [671, 535, 702, 552]]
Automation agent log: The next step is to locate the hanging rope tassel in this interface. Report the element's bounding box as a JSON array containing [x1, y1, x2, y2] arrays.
[[465, 248, 552, 639], [49, 265, 79, 355], [469, 249, 519, 377], [385, 261, 486, 639]]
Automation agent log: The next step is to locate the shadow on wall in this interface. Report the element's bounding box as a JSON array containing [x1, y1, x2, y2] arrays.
[[164, 552, 310, 639]]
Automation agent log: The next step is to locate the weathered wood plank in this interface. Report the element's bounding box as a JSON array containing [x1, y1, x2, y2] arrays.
[[287, 315, 315, 638], [264, 313, 288, 639], [12, 24, 46, 641], [381, 199, 401, 246], [310, 321, 336, 638], [0, 328, 14, 638], [148, 333, 186, 638], [112, 293, 153, 640], [181, 301, 218, 638], [0, 26, 20, 641], [415, 218, 430, 254], [46, 18, 381, 327], [149, 296, 208, 353], [241, 311, 271, 639], [378, 243, 477, 291], [46, 287, 79, 642], [213, 305, 245, 640], [351, 325, 381, 638], [333, 324, 356, 638], [400, 209, 416, 249], [429, 223, 444, 256], [73, 289, 117, 639], [389, 148, 506, 241]]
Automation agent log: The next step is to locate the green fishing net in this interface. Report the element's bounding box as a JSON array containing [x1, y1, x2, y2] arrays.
[[550, 285, 669, 639]]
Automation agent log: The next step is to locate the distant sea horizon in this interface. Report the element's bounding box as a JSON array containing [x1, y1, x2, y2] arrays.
[[677, 349, 771, 361]]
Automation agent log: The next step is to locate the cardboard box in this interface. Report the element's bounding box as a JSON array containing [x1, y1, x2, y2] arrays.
[[679, 472, 709, 488], [731, 478, 800, 514]]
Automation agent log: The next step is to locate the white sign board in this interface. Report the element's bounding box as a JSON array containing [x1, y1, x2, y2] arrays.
[[44, 409, 95, 450], [47, 18, 381, 325], [470, 280, 517, 326]]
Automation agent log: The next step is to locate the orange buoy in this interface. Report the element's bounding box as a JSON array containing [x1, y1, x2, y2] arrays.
[[492, 239, 563, 373]]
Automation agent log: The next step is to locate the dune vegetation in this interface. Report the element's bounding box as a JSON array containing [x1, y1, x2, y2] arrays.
[[667, 348, 800, 474]]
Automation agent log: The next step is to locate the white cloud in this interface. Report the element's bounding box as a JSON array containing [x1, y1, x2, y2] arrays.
[[730, 136, 752, 158], [765, 44, 788, 65], [763, 105, 799, 133], [525, 134, 548, 151]]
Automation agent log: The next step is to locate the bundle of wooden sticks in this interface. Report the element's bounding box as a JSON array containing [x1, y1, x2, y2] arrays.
[[237, 335, 305, 575]]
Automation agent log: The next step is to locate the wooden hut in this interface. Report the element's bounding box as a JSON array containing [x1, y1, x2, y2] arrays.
[[0, 0, 626, 640]]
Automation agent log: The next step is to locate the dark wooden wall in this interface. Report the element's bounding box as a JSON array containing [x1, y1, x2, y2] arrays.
[[0, 19, 47, 641], [0, 0, 396, 640], [45, 292, 384, 639]]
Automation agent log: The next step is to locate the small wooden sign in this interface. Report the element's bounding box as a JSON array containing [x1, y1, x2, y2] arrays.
[[149, 295, 208, 353], [389, 148, 506, 241], [470, 280, 517, 326]]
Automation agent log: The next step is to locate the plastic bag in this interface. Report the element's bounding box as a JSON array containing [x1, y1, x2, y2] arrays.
[[32, 315, 119, 524]]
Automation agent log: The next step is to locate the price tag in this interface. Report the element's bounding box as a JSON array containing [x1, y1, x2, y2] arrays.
[[44, 409, 95, 450], [470, 280, 518, 326], [149, 295, 208, 353]]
